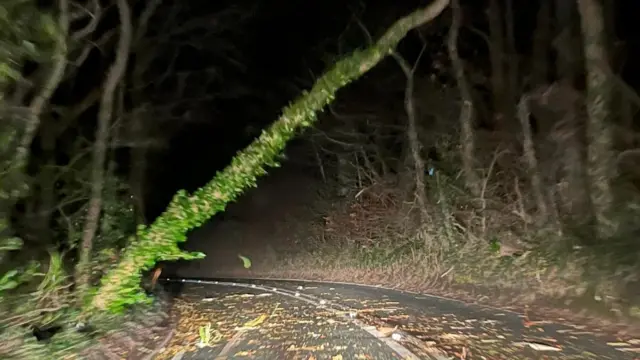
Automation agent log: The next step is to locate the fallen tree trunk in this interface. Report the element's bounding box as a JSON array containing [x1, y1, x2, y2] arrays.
[[88, 0, 451, 313]]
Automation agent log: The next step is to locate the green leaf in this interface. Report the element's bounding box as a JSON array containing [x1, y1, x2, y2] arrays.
[[40, 13, 58, 38], [238, 254, 252, 269], [1, 269, 18, 280], [0, 62, 21, 81], [0, 280, 18, 291], [489, 236, 500, 253], [0, 269, 19, 291], [0, 236, 23, 251]]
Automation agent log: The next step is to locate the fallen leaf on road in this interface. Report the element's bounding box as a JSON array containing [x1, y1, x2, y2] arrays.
[[607, 342, 631, 346], [513, 341, 562, 351], [377, 325, 398, 337], [238, 254, 252, 268], [439, 333, 468, 343], [234, 350, 255, 356], [243, 314, 267, 328]]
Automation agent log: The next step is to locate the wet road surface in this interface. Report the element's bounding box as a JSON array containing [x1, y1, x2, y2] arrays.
[[156, 277, 640, 359]]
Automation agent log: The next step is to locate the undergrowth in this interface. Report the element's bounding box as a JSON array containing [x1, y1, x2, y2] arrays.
[[220, 168, 640, 323]]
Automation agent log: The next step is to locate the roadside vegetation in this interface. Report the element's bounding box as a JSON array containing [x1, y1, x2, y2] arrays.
[[205, 0, 640, 328]]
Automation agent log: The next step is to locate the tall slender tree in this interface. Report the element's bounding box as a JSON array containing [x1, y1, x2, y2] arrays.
[[576, 0, 617, 238]]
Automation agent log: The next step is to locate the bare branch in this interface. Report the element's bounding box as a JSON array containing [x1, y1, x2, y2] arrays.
[[13, 0, 70, 173], [391, 47, 430, 226], [71, 0, 101, 42], [76, 0, 133, 297], [71, 29, 116, 69], [134, 0, 164, 45]]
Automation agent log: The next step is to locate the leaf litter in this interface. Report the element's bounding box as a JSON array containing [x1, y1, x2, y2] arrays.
[[284, 284, 639, 359], [153, 281, 640, 359], [154, 284, 404, 359]]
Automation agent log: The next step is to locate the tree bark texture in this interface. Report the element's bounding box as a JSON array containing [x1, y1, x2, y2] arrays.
[[517, 95, 547, 219], [576, 0, 617, 238]]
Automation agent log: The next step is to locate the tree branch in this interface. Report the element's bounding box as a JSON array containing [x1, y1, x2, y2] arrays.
[[391, 49, 431, 228], [75, 0, 132, 299], [71, 0, 101, 42], [13, 0, 69, 173]]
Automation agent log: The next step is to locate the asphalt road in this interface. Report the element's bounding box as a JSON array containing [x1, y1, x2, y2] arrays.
[[156, 277, 640, 360]]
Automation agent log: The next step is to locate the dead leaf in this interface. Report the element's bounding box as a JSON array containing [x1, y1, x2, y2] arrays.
[[514, 341, 562, 352], [377, 325, 398, 337], [607, 342, 630, 347]]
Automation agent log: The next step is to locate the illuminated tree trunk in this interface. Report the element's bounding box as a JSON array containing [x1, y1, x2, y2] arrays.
[[553, 1, 593, 232], [517, 95, 547, 219], [576, 0, 616, 238], [449, 0, 479, 197], [87, 0, 451, 313]]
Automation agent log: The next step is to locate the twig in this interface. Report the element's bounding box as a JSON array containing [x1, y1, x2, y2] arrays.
[[71, 0, 101, 41], [440, 265, 455, 278], [134, 0, 164, 45]]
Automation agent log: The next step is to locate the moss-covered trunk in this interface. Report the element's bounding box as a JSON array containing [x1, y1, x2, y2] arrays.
[[88, 0, 451, 313]]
